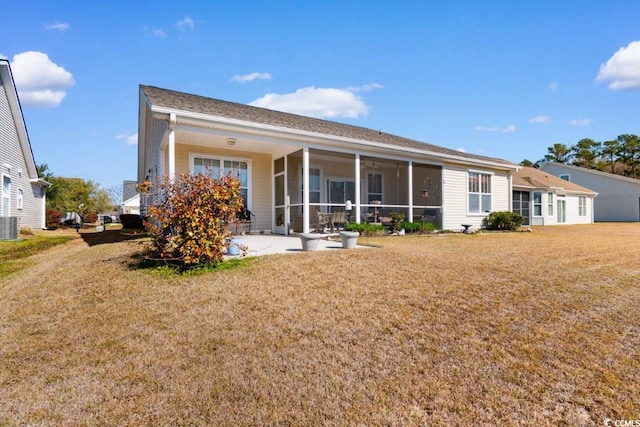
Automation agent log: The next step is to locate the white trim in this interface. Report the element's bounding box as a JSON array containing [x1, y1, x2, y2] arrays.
[[2, 174, 11, 217], [17, 188, 23, 210], [467, 170, 493, 215]]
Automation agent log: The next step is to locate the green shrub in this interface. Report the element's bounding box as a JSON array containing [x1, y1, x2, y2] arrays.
[[484, 211, 524, 231], [146, 173, 244, 266], [400, 221, 438, 233], [344, 222, 386, 236], [389, 212, 405, 232]]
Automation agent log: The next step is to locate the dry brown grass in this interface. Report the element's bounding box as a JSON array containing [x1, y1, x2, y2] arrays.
[[1, 224, 639, 426]]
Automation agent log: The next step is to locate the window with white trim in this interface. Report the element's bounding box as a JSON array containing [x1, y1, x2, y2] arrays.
[[191, 155, 249, 207], [533, 191, 542, 216], [468, 171, 491, 213], [547, 192, 554, 216], [1, 175, 10, 217], [367, 173, 382, 203], [17, 188, 23, 210], [578, 196, 587, 216]]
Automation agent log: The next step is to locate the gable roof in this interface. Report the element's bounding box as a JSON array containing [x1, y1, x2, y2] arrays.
[[513, 166, 596, 195], [0, 59, 40, 181], [140, 85, 516, 168], [540, 161, 640, 186]]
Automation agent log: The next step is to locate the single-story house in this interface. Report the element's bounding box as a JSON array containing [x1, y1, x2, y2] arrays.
[[0, 59, 49, 234], [540, 162, 640, 222], [138, 85, 521, 234], [512, 167, 597, 226], [120, 193, 140, 215]]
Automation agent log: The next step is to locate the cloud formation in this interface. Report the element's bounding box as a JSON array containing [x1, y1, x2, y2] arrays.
[[345, 83, 384, 92], [568, 118, 590, 127], [474, 124, 516, 132], [116, 133, 138, 145], [45, 22, 70, 31], [230, 72, 272, 83], [10, 51, 75, 108], [596, 41, 640, 90], [250, 86, 373, 119], [144, 26, 167, 38], [529, 115, 551, 123], [177, 17, 195, 31]]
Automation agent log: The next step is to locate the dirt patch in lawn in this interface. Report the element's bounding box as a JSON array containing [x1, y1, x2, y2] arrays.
[[0, 223, 638, 425]]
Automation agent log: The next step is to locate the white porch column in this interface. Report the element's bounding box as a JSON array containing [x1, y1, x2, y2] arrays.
[[354, 154, 361, 223], [168, 113, 176, 181], [303, 146, 310, 233], [408, 161, 414, 222]]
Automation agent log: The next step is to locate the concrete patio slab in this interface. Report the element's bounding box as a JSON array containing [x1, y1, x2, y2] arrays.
[[225, 233, 370, 258]]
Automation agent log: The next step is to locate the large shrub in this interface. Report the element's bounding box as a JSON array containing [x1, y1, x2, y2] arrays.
[[84, 212, 98, 224], [484, 211, 524, 231], [400, 221, 438, 233], [146, 173, 244, 266], [46, 208, 62, 230], [344, 222, 386, 237]]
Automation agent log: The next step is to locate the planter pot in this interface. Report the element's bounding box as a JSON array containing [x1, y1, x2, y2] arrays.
[[339, 231, 360, 249], [299, 233, 322, 251], [227, 237, 243, 256]]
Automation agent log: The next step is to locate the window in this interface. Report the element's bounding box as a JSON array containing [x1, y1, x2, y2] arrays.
[[309, 168, 320, 204], [547, 192, 554, 216], [191, 155, 249, 207], [468, 171, 492, 213], [578, 196, 587, 216], [367, 173, 382, 203], [2, 175, 10, 217], [533, 191, 542, 216], [17, 188, 23, 210], [560, 174, 570, 181]]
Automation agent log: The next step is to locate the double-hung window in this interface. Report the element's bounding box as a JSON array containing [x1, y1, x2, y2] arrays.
[[468, 171, 492, 213], [547, 192, 554, 216], [578, 196, 587, 216], [533, 192, 542, 216], [191, 155, 249, 207]]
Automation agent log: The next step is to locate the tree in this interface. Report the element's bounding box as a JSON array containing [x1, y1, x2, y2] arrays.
[[543, 143, 571, 164], [616, 134, 640, 178], [108, 184, 123, 207], [519, 159, 541, 168], [571, 138, 600, 169], [36, 163, 54, 180], [601, 139, 620, 173], [47, 177, 112, 223]]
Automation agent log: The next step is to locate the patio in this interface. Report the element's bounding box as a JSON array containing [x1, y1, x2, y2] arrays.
[[225, 233, 371, 258]]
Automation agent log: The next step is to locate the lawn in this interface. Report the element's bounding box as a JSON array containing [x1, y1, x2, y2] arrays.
[[0, 230, 75, 278], [0, 224, 638, 425]]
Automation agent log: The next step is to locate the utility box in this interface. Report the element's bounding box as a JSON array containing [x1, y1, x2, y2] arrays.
[[0, 216, 18, 240]]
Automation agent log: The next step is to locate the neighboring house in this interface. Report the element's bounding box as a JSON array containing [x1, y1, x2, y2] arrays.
[[120, 180, 140, 215], [512, 167, 596, 226], [540, 162, 640, 222], [0, 59, 49, 232], [138, 85, 520, 234]]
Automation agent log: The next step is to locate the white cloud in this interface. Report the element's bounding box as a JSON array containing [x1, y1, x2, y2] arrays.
[[116, 133, 138, 146], [250, 86, 371, 119], [45, 22, 70, 31], [474, 124, 516, 132], [177, 17, 195, 31], [230, 72, 272, 83], [549, 82, 558, 91], [344, 83, 384, 92], [10, 51, 75, 108], [529, 115, 551, 123], [144, 26, 167, 38], [596, 41, 640, 90], [568, 118, 590, 127]]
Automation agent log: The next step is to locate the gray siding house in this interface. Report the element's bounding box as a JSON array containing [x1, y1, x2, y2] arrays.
[[0, 59, 49, 232], [540, 162, 640, 222], [138, 85, 520, 234]]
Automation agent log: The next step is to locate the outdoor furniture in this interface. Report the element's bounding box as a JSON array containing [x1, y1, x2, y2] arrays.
[[332, 208, 348, 230], [235, 208, 255, 235], [461, 224, 472, 234], [313, 208, 334, 233], [421, 209, 437, 223]]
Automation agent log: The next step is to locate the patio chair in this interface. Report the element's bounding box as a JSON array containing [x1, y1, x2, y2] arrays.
[[313, 207, 333, 233], [332, 208, 348, 230], [421, 209, 437, 223], [236, 208, 255, 234]]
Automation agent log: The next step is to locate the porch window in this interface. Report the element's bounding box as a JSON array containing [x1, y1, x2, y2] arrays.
[[578, 196, 587, 216], [191, 155, 249, 207], [547, 192, 554, 216], [533, 192, 542, 216], [367, 173, 382, 203], [17, 188, 23, 210], [309, 168, 320, 204], [468, 171, 491, 214]]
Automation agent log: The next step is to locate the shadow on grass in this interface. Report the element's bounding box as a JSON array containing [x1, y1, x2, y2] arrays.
[[80, 229, 148, 247], [127, 249, 253, 276]]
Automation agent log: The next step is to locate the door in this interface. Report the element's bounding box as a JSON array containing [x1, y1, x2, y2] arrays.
[[512, 190, 530, 226], [557, 199, 566, 224], [274, 157, 287, 235], [328, 179, 355, 211]]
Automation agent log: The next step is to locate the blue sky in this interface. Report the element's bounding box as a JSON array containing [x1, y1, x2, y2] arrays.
[[3, 1, 640, 192]]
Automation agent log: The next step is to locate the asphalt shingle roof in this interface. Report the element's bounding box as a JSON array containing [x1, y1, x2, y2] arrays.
[[141, 85, 515, 167], [513, 167, 596, 194]]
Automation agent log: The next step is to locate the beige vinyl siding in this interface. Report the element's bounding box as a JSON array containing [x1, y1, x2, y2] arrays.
[[442, 164, 510, 230], [0, 73, 45, 230]]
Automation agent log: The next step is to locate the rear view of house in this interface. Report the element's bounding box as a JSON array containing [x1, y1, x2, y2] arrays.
[[138, 85, 519, 234], [0, 59, 49, 236]]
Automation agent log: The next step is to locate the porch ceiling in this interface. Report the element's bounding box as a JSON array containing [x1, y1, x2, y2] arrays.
[[175, 127, 295, 158]]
